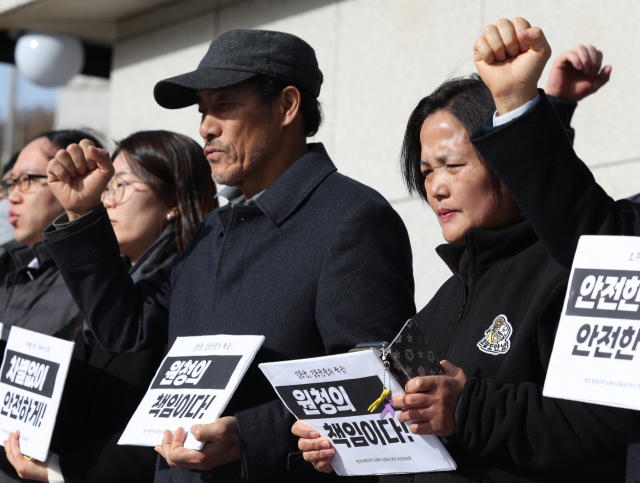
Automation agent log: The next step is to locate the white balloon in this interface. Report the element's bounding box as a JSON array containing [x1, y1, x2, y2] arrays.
[[15, 32, 84, 88]]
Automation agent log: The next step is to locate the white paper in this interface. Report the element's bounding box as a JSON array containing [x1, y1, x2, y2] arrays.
[[0, 326, 74, 461], [544, 235, 640, 410], [119, 334, 264, 449], [260, 350, 456, 476]]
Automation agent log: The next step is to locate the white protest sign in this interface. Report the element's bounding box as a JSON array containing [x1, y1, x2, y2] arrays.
[[260, 350, 456, 476], [119, 334, 264, 450], [0, 326, 74, 461], [544, 235, 640, 409]]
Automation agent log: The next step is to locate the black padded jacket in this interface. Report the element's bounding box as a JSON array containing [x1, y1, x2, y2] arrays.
[[383, 220, 627, 483]]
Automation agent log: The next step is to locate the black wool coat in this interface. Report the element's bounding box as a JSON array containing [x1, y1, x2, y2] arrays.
[[0, 240, 80, 341], [0, 241, 81, 483], [50, 228, 175, 483], [383, 220, 627, 483], [470, 90, 640, 483], [44, 143, 416, 483]]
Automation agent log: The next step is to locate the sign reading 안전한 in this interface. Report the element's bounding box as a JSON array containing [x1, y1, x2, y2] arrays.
[[0, 326, 74, 462], [544, 235, 640, 410], [119, 334, 264, 450], [260, 350, 456, 476]]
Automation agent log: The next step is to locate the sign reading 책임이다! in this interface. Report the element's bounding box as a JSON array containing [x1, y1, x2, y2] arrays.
[[260, 351, 456, 476], [118, 334, 264, 450], [0, 326, 74, 462], [544, 236, 640, 410]]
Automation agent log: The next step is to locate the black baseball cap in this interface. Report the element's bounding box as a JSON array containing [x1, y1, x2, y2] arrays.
[[154, 29, 323, 109]]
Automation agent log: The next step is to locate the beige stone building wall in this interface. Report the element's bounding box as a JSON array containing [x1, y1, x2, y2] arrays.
[[107, 0, 640, 309]]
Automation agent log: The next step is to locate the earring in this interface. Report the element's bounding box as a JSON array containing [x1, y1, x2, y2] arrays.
[[166, 213, 172, 221]]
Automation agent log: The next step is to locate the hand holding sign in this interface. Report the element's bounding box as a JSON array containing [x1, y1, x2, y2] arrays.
[[0, 327, 74, 462], [119, 335, 263, 449], [292, 421, 335, 473], [261, 350, 456, 476], [154, 417, 240, 470], [4, 430, 48, 482], [392, 361, 466, 436]]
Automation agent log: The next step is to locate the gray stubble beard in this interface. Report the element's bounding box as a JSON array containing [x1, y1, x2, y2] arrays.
[[212, 117, 275, 188]]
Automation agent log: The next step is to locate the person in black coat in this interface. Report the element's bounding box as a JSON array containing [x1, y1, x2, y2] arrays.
[[0, 130, 104, 483], [0, 131, 103, 344], [295, 74, 627, 482], [37, 30, 416, 483], [4, 131, 218, 483], [469, 17, 640, 483]]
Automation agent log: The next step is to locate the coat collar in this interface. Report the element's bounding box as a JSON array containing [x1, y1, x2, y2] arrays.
[[250, 143, 337, 227], [129, 225, 176, 282], [436, 219, 537, 280], [9, 241, 54, 270]]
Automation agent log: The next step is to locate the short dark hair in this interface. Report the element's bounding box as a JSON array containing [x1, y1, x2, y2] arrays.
[[112, 131, 218, 253], [400, 74, 504, 205], [3, 150, 20, 176], [34, 129, 104, 151], [250, 75, 323, 137]]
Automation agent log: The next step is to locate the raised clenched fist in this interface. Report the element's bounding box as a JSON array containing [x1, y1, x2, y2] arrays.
[[47, 139, 114, 221], [474, 17, 551, 115], [544, 45, 611, 104]]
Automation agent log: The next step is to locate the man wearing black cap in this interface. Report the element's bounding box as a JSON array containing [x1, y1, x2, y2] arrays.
[[41, 30, 415, 482]]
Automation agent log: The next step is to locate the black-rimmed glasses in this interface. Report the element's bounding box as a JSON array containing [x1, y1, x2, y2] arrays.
[[2, 173, 48, 196]]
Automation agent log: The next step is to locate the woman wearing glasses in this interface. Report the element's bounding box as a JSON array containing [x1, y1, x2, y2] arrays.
[[5, 131, 217, 483], [102, 131, 217, 269]]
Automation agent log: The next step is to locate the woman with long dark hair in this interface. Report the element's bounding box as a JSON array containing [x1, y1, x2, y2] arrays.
[[5, 131, 217, 483]]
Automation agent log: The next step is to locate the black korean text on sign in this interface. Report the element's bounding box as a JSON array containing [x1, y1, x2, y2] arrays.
[[276, 376, 384, 420], [148, 392, 215, 420], [0, 350, 59, 398], [150, 355, 241, 390], [571, 323, 640, 360], [323, 419, 415, 449], [566, 269, 640, 320], [0, 391, 47, 427]]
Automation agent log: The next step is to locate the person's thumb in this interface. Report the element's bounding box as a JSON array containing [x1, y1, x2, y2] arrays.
[[88, 145, 113, 175], [593, 65, 612, 91], [517, 27, 552, 60], [440, 360, 457, 375], [190, 424, 206, 442], [191, 422, 221, 442]]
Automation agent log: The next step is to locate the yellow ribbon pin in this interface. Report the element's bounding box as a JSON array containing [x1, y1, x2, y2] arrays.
[[367, 389, 390, 413]]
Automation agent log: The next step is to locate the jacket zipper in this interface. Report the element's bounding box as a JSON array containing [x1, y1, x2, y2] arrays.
[[457, 297, 466, 323], [443, 277, 469, 359]]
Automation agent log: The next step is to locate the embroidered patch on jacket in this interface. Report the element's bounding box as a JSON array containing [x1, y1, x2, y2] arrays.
[[477, 315, 512, 355]]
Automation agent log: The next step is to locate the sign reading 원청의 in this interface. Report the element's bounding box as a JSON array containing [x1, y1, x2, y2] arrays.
[[260, 350, 456, 476], [544, 236, 640, 409], [119, 334, 264, 450], [0, 326, 74, 462]]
